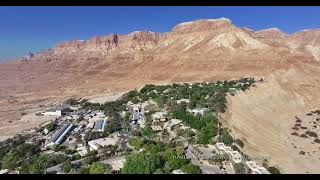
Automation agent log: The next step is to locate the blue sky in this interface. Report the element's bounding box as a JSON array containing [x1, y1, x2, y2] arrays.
[[1, 6, 320, 60]]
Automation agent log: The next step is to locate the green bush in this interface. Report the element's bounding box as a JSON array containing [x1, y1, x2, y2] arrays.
[[62, 160, 73, 173], [164, 147, 189, 170], [1, 143, 39, 170], [234, 163, 246, 174], [218, 131, 233, 145], [268, 166, 281, 174], [235, 139, 244, 148], [142, 125, 154, 138], [198, 122, 217, 144], [129, 138, 145, 149], [89, 162, 109, 174], [122, 152, 162, 174], [180, 164, 202, 174]]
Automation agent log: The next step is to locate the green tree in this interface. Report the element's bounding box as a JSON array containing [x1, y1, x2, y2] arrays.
[[89, 162, 108, 174], [235, 139, 244, 148], [198, 122, 217, 144], [234, 163, 246, 174], [219, 131, 233, 145], [268, 166, 281, 174], [106, 118, 117, 134], [180, 164, 202, 174], [164, 147, 189, 170], [62, 160, 73, 173], [142, 125, 154, 138], [45, 122, 56, 132], [122, 152, 161, 174], [129, 138, 145, 149], [154, 168, 165, 174]]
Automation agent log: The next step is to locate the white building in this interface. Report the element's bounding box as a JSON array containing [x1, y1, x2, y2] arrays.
[[214, 142, 242, 164], [88, 133, 121, 150], [230, 151, 242, 164], [41, 105, 69, 117], [245, 161, 270, 174]]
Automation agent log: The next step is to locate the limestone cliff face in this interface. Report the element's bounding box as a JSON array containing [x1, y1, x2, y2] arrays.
[[21, 18, 320, 63], [171, 18, 234, 33]]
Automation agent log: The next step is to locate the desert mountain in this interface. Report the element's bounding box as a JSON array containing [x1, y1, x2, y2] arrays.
[[1, 18, 320, 173]]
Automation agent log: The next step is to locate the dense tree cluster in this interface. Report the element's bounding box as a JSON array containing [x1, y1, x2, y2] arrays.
[[19, 154, 71, 174], [122, 140, 200, 174], [1, 143, 40, 170]]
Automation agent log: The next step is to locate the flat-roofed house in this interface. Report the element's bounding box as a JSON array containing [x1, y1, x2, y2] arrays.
[[88, 133, 121, 150], [245, 161, 270, 174], [230, 151, 242, 164], [41, 105, 69, 117]]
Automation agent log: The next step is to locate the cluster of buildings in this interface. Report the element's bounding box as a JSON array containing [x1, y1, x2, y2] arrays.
[[214, 142, 270, 174]]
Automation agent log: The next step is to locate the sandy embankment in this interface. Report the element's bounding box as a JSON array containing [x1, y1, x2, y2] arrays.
[[220, 73, 320, 174]]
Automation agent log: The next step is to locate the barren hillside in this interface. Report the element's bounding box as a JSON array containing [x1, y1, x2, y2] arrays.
[[0, 17, 320, 173]]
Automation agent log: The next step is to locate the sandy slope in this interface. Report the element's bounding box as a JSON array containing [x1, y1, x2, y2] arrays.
[[220, 69, 320, 173]]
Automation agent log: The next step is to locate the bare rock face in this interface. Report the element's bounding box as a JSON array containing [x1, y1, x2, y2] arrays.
[[129, 31, 162, 49], [254, 28, 288, 39], [172, 18, 234, 33], [251, 28, 288, 48]]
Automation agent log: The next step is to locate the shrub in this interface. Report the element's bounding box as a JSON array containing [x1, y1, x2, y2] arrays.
[[45, 122, 56, 132], [291, 132, 299, 136], [235, 139, 244, 148], [89, 162, 109, 174], [231, 145, 241, 152], [62, 160, 73, 173], [234, 163, 246, 174], [164, 147, 189, 170], [180, 164, 202, 174], [129, 138, 145, 149], [305, 131, 318, 138], [122, 152, 162, 174], [268, 166, 281, 174], [292, 127, 299, 130], [142, 125, 154, 138], [314, 139, 320, 144], [300, 134, 308, 138], [218, 131, 233, 145], [314, 110, 320, 115]]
